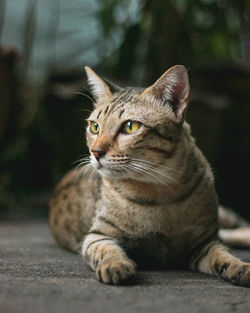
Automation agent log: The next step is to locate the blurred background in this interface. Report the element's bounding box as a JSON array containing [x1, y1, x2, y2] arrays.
[[0, 0, 249, 220]]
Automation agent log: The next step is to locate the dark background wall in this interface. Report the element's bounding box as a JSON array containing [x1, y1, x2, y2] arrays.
[[0, 0, 249, 220]]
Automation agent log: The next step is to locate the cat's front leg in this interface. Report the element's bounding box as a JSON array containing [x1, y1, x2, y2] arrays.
[[82, 232, 136, 284], [190, 241, 250, 287]]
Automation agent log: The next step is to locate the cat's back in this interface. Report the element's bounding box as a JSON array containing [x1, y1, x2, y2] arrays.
[[49, 169, 101, 252]]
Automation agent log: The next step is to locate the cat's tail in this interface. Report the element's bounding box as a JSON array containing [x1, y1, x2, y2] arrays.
[[219, 205, 249, 229], [218, 206, 250, 248]]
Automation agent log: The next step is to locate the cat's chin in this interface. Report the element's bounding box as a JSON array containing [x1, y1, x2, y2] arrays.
[[97, 167, 156, 183], [98, 167, 129, 179]]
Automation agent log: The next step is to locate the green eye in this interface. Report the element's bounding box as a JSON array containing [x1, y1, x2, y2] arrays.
[[89, 121, 99, 134], [123, 121, 140, 134]]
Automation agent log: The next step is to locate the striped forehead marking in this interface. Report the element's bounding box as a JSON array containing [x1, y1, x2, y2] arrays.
[[103, 87, 142, 117]]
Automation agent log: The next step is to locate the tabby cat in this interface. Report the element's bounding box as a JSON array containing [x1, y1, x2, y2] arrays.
[[49, 65, 250, 286]]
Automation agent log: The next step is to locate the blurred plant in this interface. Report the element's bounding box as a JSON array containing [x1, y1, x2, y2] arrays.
[[99, 0, 250, 83]]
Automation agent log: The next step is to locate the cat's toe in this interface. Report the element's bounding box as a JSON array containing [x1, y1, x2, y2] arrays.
[[232, 264, 250, 287], [224, 263, 250, 287], [96, 258, 136, 285]]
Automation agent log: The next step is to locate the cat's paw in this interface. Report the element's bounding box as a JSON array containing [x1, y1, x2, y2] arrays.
[[222, 262, 250, 287], [96, 257, 136, 285]]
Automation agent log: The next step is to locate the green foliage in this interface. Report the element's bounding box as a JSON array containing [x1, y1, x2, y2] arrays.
[[100, 0, 250, 83]]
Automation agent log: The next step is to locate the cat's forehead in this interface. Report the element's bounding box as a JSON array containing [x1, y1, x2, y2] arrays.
[[89, 87, 145, 120], [110, 87, 144, 103]]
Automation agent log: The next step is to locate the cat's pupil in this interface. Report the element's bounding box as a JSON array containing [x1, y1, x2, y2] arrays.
[[127, 121, 132, 130]]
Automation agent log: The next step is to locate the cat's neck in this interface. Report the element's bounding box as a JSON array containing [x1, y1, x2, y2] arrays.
[[102, 175, 178, 203]]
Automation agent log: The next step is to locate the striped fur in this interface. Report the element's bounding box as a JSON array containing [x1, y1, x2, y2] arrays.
[[50, 65, 250, 286]]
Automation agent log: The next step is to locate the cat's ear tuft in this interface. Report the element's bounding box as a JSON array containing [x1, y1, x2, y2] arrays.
[[142, 65, 190, 121], [84, 66, 113, 100]]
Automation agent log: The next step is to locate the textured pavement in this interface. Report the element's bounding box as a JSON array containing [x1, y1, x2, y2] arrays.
[[0, 221, 250, 313]]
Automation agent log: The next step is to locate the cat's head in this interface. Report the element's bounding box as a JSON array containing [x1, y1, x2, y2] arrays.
[[84, 65, 190, 182]]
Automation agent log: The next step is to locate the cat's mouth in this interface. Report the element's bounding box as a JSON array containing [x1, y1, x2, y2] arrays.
[[90, 155, 130, 177], [97, 163, 129, 179]]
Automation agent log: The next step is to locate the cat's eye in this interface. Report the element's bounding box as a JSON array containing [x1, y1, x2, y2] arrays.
[[122, 121, 140, 134], [89, 121, 100, 134]]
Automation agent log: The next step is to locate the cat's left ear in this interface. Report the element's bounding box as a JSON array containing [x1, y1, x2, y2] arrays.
[[85, 66, 121, 102], [141, 65, 190, 121]]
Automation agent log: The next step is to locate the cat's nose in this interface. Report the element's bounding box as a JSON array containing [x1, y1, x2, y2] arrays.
[[91, 149, 106, 160]]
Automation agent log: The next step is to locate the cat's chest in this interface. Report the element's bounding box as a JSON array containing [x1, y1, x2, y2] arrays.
[[101, 182, 179, 231], [99, 181, 213, 244], [102, 193, 197, 236]]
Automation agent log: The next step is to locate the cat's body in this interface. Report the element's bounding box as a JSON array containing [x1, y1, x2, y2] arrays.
[[50, 65, 250, 286]]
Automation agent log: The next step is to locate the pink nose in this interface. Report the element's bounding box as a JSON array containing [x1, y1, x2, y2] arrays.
[[91, 149, 106, 160]]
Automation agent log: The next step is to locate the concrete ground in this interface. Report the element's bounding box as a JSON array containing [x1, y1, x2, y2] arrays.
[[0, 220, 250, 313]]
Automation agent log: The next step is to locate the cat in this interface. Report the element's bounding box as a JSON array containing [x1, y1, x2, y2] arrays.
[[49, 65, 250, 286]]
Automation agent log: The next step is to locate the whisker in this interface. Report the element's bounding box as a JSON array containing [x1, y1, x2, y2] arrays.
[[73, 159, 90, 166], [73, 155, 90, 166], [76, 162, 90, 170], [73, 153, 90, 160], [75, 91, 95, 104], [132, 166, 167, 186], [132, 157, 178, 171], [82, 85, 92, 94], [119, 164, 135, 181], [129, 162, 178, 195], [132, 158, 181, 175], [71, 108, 93, 115], [127, 163, 168, 187], [132, 160, 175, 180], [131, 159, 179, 184], [79, 163, 97, 179], [72, 154, 97, 180]]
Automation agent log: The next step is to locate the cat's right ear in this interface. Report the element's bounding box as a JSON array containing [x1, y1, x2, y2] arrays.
[[85, 66, 112, 101], [85, 66, 121, 103]]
